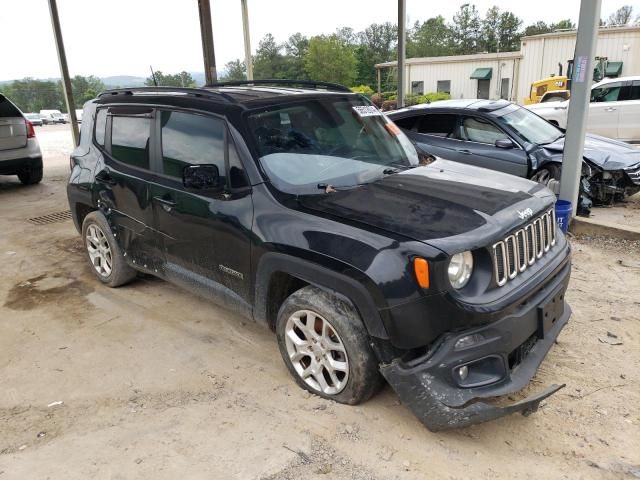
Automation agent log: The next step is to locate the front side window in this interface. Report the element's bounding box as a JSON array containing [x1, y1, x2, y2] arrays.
[[160, 111, 225, 181], [247, 97, 419, 194], [111, 116, 151, 169], [460, 117, 508, 144], [591, 83, 622, 102]]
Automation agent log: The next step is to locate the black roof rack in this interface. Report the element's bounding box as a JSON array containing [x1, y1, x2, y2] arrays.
[[207, 79, 352, 93], [97, 86, 234, 102]]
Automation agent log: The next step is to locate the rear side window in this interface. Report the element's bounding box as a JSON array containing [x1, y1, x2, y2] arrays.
[[160, 111, 225, 181], [418, 114, 457, 137], [111, 116, 151, 169], [630, 81, 640, 101], [95, 109, 107, 147], [392, 116, 419, 130], [0, 96, 21, 117]]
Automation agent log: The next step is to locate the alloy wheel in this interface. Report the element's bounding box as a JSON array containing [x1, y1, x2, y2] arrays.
[[284, 309, 349, 395], [85, 224, 113, 277]]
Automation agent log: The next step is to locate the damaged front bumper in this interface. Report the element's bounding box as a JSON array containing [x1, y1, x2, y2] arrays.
[[380, 270, 571, 431]]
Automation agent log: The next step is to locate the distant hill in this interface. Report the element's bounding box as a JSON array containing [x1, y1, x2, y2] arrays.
[[101, 75, 146, 88], [1, 72, 207, 88]]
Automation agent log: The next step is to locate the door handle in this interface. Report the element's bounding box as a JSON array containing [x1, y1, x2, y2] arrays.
[[95, 171, 116, 185], [457, 149, 472, 155], [605, 107, 617, 112], [153, 196, 177, 212]]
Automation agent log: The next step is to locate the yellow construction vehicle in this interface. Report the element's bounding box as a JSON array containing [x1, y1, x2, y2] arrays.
[[524, 58, 613, 104]]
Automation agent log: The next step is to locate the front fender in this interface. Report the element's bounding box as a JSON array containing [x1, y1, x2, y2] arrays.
[[253, 251, 389, 339]]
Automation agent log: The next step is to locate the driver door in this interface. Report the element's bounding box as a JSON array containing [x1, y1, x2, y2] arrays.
[[454, 116, 528, 177], [149, 109, 254, 303]]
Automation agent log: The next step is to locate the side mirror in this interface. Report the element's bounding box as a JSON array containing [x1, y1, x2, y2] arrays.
[[495, 138, 515, 149], [183, 164, 221, 190]]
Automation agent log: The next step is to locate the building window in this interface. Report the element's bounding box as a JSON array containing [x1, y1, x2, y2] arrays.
[[411, 81, 424, 95], [437, 80, 451, 94], [501, 78, 510, 100]]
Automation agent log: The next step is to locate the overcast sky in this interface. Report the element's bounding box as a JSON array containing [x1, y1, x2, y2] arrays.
[[2, 0, 639, 80]]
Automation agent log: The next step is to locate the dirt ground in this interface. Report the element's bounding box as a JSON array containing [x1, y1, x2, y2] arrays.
[[0, 124, 639, 479]]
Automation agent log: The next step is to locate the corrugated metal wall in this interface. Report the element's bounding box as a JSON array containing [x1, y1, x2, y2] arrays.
[[407, 57, 517, 101], [517, 28, 640, 102], [396, 28, 640, 105]]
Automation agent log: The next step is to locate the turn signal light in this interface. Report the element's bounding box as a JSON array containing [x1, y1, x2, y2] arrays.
[[413, 257, 430, 289]]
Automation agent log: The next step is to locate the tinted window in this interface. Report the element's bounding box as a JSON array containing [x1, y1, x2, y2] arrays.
[[111, 116, 151, 169], [591, 83, 622, 102], [418, 114, 457, 136], [631, 81, 640, 101], [95, 109, 107, 147], [461, 117, 508, 144], [392, 116, 419, 130], [161, 111, 225, 181], [0, 96, 21, 117]]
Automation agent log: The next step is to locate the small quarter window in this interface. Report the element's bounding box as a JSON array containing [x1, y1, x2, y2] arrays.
[[228, 138, 249, 188], [95, 109, 107, 147], [111, 116, 151, 169]]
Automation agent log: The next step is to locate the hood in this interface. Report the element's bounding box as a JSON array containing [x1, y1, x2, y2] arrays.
[[298, 159, 555, 253], [541, 134, 640, 170]]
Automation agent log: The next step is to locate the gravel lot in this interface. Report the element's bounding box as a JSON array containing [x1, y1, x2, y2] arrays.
[[0, 124, 639, 479]]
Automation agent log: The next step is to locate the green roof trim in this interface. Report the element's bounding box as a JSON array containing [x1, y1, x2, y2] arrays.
[[605, 61, 623, 77], [470, 67, 493, 80]]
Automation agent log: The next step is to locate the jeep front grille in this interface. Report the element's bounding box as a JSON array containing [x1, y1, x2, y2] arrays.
[[492, 209, 556, 287]]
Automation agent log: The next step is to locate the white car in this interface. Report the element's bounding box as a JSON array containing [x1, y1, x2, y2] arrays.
[[525, 76, 640, 142], [40, 109, 67, 124], [0, 94, 43, 184]]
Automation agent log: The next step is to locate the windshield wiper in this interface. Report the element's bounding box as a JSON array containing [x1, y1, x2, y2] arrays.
[[540, 134, 565, 146]]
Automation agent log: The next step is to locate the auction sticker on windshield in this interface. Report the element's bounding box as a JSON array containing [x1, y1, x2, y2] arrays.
[[353, 105, 381, 117]]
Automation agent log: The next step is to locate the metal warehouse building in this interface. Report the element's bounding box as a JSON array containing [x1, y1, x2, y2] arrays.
[[376, 25, 640, 104]]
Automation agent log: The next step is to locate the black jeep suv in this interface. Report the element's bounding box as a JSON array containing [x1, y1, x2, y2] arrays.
[[67, 80, 572, 431]]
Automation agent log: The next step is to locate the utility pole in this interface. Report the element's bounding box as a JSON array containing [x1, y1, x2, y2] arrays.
[[397, 0, 406, 108], [198, 0, 217, 85], [241, 0, 253, 80], [48, 0, 78, 146], [560, 0, 602, 216]]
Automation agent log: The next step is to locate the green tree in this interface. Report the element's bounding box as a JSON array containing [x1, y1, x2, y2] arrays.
[[304, 35, 357, 86], [551, 19, 575, 30], [481, 6, 501, 52], [71, 75, 105, 106], [355, 22, 397, 87], [451, 4, 482, 54], [407, 16, 453, 57], [145, 71, 195, 87], [2, 78, 64, 112], [607, 5, 633, 25], [253, 34, 287, 79], [498, 11, 522, 51], [523, 21, 552, 37], [283, 32, 310, 79], [220, 59, 246, 81]]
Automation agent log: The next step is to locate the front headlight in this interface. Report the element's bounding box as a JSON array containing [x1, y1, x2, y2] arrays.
[[448, 251, 473, 289]]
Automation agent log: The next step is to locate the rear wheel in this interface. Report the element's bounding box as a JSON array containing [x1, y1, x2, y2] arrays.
[[276, 286, 383, 405], [82, 211, 137, 287], [18, 166, 43, 185]]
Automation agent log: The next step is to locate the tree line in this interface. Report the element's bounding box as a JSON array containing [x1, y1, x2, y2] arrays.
[[2, 3, 636, 112]]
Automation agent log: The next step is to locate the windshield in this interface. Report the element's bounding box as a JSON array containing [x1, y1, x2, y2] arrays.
[[495, 106, 563, 145], [247, 97, 419, 194]]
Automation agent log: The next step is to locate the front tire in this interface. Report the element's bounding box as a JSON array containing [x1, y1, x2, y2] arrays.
[[276, 286, 383, 405], [531, 164, 561, 192], [81, 211, 137, 287]]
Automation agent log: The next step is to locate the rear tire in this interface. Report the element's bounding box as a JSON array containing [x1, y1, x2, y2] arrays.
[[81, 211, 137, 287], [276, 286, 384, 405], [18, 166, 43, 185]]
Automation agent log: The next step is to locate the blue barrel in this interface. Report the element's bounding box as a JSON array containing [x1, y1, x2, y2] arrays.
[[555, 200, 573, 233]]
